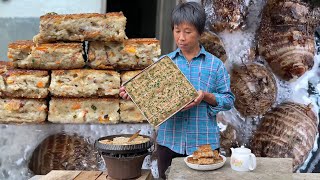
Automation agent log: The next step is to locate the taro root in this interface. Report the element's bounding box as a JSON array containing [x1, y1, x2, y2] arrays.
[[201, 0, 249, 32], [251, 102, 317, 171], [217, 114, 239, 156], [29, 133, 103, 175], [258, 0, 319, 81], [200, 31, 227, 62], [230, 63, 277, 117], [220, 125, 238, 156]]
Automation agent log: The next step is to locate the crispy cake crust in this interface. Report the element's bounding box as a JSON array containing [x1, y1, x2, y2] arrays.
[[52, 69, 118, 76], [8, 40, 34, 49], [5, 70, 48, 76], [40, 12, 124, 20]]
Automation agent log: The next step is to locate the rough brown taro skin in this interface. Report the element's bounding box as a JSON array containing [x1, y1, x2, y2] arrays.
[[200, 31, 227, 62], [220, 125, 238, 156], [29, 133, 103, 175], [216, 114, 239, 156], [251, 102, 318, 171], [230, 63, 277, 117], [201, 0, 248, 32], [258, 0, 320, 81]]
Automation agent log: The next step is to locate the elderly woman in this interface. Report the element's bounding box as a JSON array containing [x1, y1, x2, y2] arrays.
[[120, 2, 234, 179]]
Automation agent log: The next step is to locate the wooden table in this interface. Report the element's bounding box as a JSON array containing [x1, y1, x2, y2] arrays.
[[29, 169, 153, 180], [168, 157, 293, 180]]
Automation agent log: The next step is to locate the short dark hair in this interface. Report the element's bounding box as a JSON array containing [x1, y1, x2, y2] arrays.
[[171, 2, 206, 34]]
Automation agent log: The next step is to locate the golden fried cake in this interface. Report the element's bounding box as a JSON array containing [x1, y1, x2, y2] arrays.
[[49, 70, 120, 98], [0, 98, 47, 123], [187, 144, 223, 165], [88, 38, 160, 70], [33, 12, 127, 43], [48, 98, 120, 124], [0, 69, 49, 98]]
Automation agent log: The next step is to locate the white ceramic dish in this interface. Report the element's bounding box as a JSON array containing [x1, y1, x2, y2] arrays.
[[184, 155, 227, 171]]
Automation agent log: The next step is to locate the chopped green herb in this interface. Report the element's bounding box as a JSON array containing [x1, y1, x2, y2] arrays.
[[91, 105, 97, 111], [47, 12, 58, 15], [73, 115, 77, 118]]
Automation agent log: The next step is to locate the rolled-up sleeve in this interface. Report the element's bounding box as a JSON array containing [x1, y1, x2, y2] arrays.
[[208, 61, 235, 115]]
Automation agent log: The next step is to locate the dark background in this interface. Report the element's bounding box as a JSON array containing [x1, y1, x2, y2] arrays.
[[107, 0, 157, 38]]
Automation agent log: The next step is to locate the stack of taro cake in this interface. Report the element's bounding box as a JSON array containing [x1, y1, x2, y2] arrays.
[[2, 12, 160, 124]]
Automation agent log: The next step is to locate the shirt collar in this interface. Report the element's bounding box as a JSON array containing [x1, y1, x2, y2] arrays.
[[173, 45, 207, 60]]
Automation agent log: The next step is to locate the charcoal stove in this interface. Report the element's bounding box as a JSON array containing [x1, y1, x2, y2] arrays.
[[95, 134, 153, 179]]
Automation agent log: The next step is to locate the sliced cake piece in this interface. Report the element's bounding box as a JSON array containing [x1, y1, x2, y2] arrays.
[[0, 69, 49, 98], [0, 61, 14, 96], [88, 38, 160, 70], [33, 12, 127, 43], [7, 40, 33, 68], [119, 71, 145, 123], [48, 98, 120, 124], [0, 98, 47, 123], [8, 41, 85, 70], [120, 70, 141, 84], [0, 61, 14, 74], [120, 100, 146, 123], [29, 43, 85, 69], [49, 70, 120, 97]]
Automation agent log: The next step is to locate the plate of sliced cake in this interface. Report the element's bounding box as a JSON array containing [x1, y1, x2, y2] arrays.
[[184, 144, 226, 171]]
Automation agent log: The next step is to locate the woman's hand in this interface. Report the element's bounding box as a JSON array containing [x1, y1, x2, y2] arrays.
[[181, 90, 205, 112], [119, 86, 131, 100]]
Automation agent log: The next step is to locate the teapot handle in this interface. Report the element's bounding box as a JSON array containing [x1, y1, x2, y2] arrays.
[[249, 153, 257, 171]]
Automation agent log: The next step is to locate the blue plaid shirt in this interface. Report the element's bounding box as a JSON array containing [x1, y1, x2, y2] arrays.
[[157, 46, 235, 155]]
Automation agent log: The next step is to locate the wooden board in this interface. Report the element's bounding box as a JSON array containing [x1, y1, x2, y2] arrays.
[[74, 171, 102, 180], [105, 169, 152, 180], [32, 169, 153, 180], [138, 169, 153, 180], [95, 171, 108, 180], [39, 170, 81, 180]]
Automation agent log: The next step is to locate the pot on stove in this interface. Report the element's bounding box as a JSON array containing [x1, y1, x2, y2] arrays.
[[95, 134, 153, 179]]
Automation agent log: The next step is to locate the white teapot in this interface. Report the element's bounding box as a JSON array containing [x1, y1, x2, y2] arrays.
[[230, 146, 257, 172]]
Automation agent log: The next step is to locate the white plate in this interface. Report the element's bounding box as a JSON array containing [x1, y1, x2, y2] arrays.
[[184, 155, 226, 171]]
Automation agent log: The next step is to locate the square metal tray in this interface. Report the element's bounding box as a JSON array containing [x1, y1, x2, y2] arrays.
[[123, 56, 198, 127]]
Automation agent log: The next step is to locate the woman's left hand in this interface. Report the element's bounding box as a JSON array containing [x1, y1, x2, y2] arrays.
[[181, 90, 205, 112]]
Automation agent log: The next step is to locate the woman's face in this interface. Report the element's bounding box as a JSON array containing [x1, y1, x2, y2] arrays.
[[173, 22, 201, 53]]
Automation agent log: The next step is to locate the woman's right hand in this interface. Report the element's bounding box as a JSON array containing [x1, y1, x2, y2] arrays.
[[119, 86, 131, 100]]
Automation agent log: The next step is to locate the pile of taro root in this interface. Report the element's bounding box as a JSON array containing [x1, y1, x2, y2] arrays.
[[199, 0, 320, 172]]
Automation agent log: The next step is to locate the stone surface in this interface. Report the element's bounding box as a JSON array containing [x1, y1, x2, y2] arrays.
[[168, 157, 292, 180], [293, 173, 320, 180]]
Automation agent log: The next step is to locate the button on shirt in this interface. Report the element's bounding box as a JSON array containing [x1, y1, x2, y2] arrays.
[[157, 46, 235, 155]]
